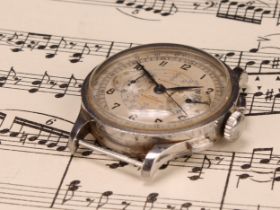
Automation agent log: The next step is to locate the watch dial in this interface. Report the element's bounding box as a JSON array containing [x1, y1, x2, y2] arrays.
[[88, 44, 232, 132]]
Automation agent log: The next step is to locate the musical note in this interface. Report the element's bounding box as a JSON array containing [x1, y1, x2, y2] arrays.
[[62, 180, 81, 204], [241, 148, 274, 169], [236, 173, 253, 188], [6, 115, 69, 151], [6, 32, 19, 44], [244, 60, 256, 71], [0, 67, 21, 87], [11, 33, 30, 52], [115, 0, 177, 16], [248, 90, 263, 115], [121, 201, 130, 210], [27, 125, 43, 142], [28, 71, 56, 93], [69, 43, 91, 63], [106, 161, 129, 169], [167, 204, 175, 210], [9, 117, 26, 138], [162, 3, 177, 16], [180, 202, 192, 210], [46, 37, 67, 59], [271, 167, 280, 190], [143, 193, 159, 210], [223, 51, 235, 63], [35, 33, 52, 50], [55, 74, 80, 98], [96, 191, 113, 210], [216, 0, 271, 24], [188, 155, 211, 180], [0, 68, 81, 98], [258, 60, 270, 74], [0, 112, 6, 127]]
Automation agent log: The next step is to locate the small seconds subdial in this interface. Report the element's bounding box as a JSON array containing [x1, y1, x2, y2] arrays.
[[90, 45, 230, 131]]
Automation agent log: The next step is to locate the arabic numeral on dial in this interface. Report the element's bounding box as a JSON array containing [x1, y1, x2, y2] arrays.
[[180, 64, 191, 70], [155, 118, 163, 123], [159, 61, 168, 66], [112, 103, 120, 109], [106, 88, 115, 94], [178, 115, 187, 120], [134, 63, 142, 71], [206, 88, 214, 94], [128, 114, 137, 120]]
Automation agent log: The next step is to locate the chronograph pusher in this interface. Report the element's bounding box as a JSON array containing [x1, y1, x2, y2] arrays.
[[68, 43, 247, 177]]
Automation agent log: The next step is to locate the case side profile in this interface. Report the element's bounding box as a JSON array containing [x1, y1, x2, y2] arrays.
[[68, 108, 93, 154], [141, 137, 214, 177]]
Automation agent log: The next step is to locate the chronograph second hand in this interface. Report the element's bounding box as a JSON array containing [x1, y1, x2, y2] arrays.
[[165, 91, 188, 116]]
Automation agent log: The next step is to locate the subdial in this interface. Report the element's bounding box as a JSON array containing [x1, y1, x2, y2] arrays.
[[112, 70, 153, 92]]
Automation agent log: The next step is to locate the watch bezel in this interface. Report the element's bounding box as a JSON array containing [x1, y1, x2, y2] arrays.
[[81, 43, 240, 135]]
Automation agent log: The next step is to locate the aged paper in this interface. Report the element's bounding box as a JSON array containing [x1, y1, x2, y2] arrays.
[[0, 0, 280, 209]]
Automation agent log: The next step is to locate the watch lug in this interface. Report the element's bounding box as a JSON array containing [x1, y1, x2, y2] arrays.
[[141, 137, 213, 177], [236, 92, 246, 113], [68, 108, 93, 154]]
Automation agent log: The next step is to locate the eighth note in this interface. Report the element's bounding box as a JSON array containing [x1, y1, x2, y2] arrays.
[[241, 148, 273, 169], [143, 192, 159, 210], [96, 191, 113, 210], [62, 180, 81, 204]]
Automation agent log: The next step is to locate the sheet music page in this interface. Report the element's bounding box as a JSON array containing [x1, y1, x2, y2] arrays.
[[0, 0, 279, 209]]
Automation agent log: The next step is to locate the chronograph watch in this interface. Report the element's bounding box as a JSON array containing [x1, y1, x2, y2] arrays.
[[68, 43, 247, 177]]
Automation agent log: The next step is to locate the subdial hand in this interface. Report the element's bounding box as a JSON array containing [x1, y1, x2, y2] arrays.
[[166, 86, 203, 91], [128, 73, 145, 86], [185, 98, 210, 106]]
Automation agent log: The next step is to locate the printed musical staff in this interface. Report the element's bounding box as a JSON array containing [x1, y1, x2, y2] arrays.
[[216, 0, 271, 24], [1, 179, 279, 210], [0, 66, 279, 117], [51, 0, 280, 25], [1, 111, 280, 210], [1, 111, 280, 193], [1, 0, 280, 209], [0, 68, 82, 98], [1, 110, 280, 182], [2, 29, 280, 80]]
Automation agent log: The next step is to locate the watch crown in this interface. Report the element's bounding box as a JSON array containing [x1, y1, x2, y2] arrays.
[[224, 111, 245, 142]]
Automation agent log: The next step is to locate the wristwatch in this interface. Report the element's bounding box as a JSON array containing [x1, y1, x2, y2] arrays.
[[68, 43, 247, 177]]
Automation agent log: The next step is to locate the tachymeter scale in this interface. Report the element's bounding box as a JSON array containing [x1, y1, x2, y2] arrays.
[[90, 45, 231, 131]]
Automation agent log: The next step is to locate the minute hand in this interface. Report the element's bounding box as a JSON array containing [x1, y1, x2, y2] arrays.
[[166, 86, 203, 91], [136, 62, 160, 86]]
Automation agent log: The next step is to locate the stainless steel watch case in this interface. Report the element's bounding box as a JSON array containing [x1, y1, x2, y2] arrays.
[[68, 44, 247, 177]]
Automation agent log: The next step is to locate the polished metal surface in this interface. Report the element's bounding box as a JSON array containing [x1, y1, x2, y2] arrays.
[[224, 111, 246, 142], [68, 43, 246, 177]]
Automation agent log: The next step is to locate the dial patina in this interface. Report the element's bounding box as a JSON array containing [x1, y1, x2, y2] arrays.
[[88, 44, 232, 131]]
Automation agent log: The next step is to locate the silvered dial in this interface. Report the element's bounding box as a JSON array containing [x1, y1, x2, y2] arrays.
[[88, 44, 232, 132]]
